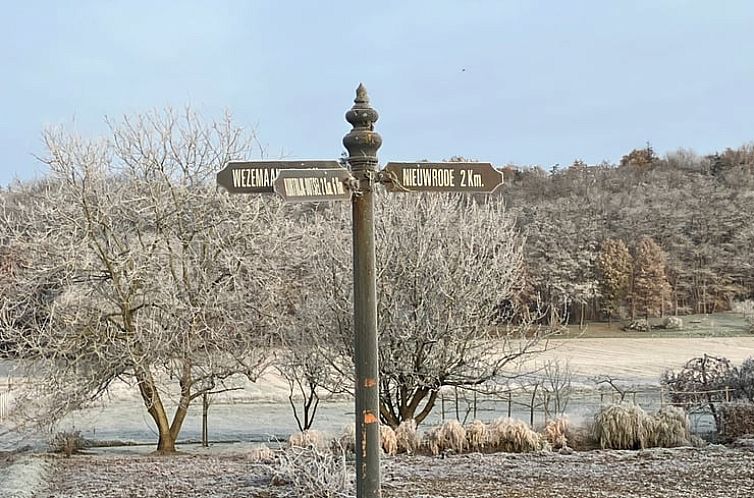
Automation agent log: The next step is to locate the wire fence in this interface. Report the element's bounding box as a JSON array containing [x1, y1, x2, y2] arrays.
[[436, 385, 734, 435], [0, 390, 10, 422]]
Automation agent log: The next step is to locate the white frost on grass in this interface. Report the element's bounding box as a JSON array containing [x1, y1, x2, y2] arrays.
[[0, 456, 52, 498]]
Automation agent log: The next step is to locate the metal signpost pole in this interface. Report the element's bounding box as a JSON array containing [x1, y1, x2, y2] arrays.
[[218, 84, 502, 497], [343, 84, 382, 498]]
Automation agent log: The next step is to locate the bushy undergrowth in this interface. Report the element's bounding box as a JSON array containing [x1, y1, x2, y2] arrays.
[[719, 402, 754, 440], [593, 404, 690, 449], [50, 430, 88, 457], [268, 445, 353, 498]]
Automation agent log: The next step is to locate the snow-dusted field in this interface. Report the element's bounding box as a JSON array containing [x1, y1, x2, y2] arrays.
[[4, 444, 752, 498]]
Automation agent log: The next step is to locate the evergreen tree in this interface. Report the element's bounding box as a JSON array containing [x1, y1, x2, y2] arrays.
[[632, 237, 672, 319], [597, 239, 632, 323]]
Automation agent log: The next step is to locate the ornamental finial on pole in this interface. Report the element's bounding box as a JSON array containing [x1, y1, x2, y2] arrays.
[[343, 84, 382, 165]]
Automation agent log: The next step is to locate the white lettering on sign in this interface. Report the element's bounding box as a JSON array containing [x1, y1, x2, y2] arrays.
[[402, 168, 458, 188], [282, 177, 346, 198], [231, 168, 280, 188]]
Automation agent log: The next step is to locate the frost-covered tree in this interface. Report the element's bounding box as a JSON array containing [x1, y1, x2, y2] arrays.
[[597, 239, 632, 323], [0, 110, 286, 452], [631, 237, 672, 319], [302, 194, 548, 428]]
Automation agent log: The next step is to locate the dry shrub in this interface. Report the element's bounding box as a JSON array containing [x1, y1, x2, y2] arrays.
[[248, 444, 276, 464], [50, 430, 87, 457], [423, 419, 467, 455], [719, 402, 754, 440], [543, 417, 570, 449], [593, 404, 648, 449], [380, 424, 397, 456], [646, 406, 690, 447], [335, 425, 355, 454], [465, 420, 489, 452], [268, 445, 353, 497], [488, 418, 547, 453], [289, 429, 328, 450], [394, 419, 420, 454], [566, 421, 599, 451]]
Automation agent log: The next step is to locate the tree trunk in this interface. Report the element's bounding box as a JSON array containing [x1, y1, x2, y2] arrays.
[[202, 393, 209, 447], [135, 367, 177, 454], [380, 387, 438, 428]]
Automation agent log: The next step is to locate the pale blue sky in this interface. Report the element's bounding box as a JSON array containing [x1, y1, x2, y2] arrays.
[[2, 1, 754, 185]]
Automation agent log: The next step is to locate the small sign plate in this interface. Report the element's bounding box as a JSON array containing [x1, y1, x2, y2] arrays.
[[273, 168, 353, 203]]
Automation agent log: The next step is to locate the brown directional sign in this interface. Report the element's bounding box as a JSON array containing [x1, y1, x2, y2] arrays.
[[216, 160, 343, 194], [382, 162, 503, 193], [273, 168, 353, 203]]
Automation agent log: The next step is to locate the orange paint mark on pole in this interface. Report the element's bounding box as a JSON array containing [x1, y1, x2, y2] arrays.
[[364, 410, 378, 424], [364, 377, 377, 388]]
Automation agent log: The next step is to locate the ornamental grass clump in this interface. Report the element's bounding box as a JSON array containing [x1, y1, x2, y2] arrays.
[[594, 404, 691, 449], [423, 419, 467, 455], [288, 429, 329, 451], [465, 419, 489, 452], [543, 417, 570, 449], [394, 419, 420, 454], [380, 424, 398, 456], [487, 417, 547, 453], [593, 404, 648, 449], [645, 406, 690, 447]]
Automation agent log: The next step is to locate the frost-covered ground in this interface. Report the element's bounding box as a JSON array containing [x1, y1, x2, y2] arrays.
[[5, 444, 753, 498]]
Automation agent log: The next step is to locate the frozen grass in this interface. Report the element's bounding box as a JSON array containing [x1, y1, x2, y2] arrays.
[[0, 455, 52, 498], [24, 444, 754, 498]]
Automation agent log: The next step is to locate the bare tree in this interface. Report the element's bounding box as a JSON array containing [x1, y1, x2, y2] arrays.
[[0, 109, 287, 452], [302, 194, 548, 428]]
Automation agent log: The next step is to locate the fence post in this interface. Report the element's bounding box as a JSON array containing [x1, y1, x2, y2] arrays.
[[441, 393, 445, 420], [454, 387, 460, 421]]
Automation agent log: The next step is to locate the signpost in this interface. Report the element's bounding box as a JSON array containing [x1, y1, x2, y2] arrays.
[[383, 161, 503, 193], [216, 160, 343, 194], [218, 85, 503, 498]]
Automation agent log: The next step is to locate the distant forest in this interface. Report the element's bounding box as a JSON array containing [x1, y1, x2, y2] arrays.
[[494, 144, 754, 324]]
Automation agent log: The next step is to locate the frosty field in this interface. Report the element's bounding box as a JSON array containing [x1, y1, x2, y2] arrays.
[[5, 443, 753, 498], [2, 328, 754, 497]]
